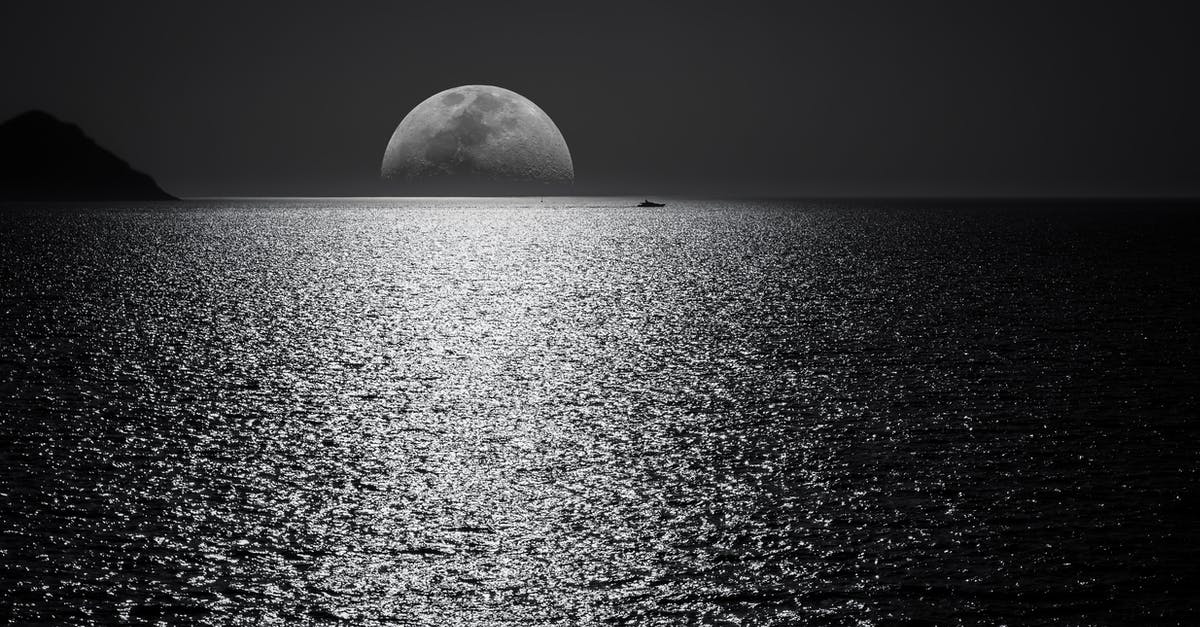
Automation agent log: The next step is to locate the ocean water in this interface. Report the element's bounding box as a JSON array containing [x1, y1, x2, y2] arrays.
[[0, 198, 1197, 626]]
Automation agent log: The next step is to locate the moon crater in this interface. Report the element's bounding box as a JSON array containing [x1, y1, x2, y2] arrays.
[[381, 85, 573, 191]]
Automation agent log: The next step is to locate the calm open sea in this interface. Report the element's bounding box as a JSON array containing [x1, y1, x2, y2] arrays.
[[1, 199, 1197, 625]]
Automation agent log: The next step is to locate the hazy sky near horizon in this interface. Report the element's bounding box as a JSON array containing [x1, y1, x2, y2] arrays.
[[2, 1, 1199, 198]]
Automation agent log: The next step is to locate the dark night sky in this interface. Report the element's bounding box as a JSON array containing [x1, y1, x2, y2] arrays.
[[2, 1, 1198, 198]]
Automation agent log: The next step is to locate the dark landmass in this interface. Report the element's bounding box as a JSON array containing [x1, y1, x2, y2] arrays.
[[0, 110, 174, 200]]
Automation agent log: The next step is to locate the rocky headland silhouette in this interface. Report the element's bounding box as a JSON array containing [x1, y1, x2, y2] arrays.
[[0, 110, 174, 200]]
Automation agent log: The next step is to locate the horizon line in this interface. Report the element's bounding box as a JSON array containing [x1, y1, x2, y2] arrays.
[[172, 194, 1200, 202]]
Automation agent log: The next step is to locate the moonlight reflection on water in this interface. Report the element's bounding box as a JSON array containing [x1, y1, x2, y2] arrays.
[[0, 199, 1197, 625]]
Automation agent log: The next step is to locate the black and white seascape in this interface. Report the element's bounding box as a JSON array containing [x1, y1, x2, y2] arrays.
[[4, 2, 1200, 625], [2, 199, 1196, 625]]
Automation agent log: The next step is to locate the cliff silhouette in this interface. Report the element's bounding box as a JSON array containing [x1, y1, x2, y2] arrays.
[[0, 110, 174, 200]]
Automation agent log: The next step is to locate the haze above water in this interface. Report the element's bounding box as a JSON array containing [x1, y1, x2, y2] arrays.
[[1, 199, 1197, 625]]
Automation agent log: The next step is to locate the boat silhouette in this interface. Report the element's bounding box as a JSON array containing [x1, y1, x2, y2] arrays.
[[637, 200, 666, 207]]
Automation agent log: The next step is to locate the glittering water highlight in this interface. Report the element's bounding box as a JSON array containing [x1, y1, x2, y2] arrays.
[[1, 199, 1197, 625]]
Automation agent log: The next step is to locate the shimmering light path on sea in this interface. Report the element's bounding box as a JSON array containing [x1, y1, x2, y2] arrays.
[[1, 199, 1197, 625]]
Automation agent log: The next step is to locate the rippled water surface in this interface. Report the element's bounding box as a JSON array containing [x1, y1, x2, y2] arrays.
[[2, 199, 1198, 625]]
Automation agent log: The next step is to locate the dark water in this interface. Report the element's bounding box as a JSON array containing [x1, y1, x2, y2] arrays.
[[1, 199, 1197, 625]]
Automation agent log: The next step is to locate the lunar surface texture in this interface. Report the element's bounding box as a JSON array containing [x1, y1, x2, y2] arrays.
[[381, 85, 573, 192]]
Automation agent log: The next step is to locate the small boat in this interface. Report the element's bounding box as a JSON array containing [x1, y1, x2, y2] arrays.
[[637, 200, 666, 207]]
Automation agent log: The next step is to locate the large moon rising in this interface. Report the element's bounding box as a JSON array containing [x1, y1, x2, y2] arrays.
[[381, 85, 573, 192]]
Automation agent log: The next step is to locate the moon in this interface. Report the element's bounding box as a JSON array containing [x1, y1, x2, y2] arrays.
[[381, 85, 573, 192]]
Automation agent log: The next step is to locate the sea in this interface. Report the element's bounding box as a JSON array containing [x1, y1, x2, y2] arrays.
[[1, 198, 1197, 626]]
